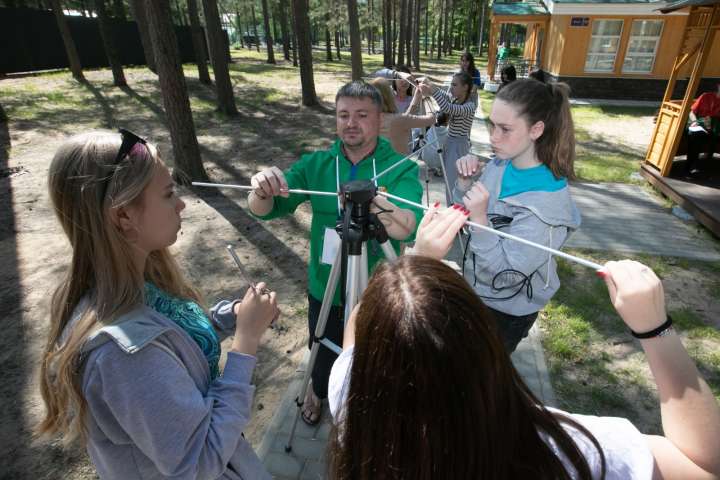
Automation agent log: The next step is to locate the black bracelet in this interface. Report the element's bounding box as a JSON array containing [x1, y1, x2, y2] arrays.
[[630, 315, 673, 339]]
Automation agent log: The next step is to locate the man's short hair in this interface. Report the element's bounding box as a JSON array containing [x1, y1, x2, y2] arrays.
[[335, 81, 382, 110]]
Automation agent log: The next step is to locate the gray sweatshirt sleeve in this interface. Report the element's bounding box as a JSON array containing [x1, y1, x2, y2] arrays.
[[83, 344, 256, 479], [466, 209, 567, 285]]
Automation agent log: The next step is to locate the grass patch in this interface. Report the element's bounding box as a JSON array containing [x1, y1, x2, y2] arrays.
[[541, 251, 720, 431]]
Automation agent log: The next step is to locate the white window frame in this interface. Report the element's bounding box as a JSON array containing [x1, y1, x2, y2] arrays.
[[622, 19, 664, 74], [584, 19, 624, 73]]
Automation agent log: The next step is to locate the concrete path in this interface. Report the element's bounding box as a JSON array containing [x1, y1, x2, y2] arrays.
[[567, 182, 720, 261]]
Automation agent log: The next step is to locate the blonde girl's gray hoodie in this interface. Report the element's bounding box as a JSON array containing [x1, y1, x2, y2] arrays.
[[70, 298, 272, 480], [454, 158, 581, 316]]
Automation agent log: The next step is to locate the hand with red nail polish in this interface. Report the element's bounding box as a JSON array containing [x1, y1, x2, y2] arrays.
[[414, 205, 468, 260], [462, 180, 490, 225]]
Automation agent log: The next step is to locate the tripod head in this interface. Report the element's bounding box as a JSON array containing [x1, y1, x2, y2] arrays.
[[337, 179, 389, 255]]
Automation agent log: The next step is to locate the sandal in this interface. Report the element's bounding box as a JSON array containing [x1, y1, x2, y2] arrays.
[[301, 385, 323, 426]]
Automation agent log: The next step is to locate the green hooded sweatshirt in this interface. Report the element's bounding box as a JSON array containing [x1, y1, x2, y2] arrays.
[[256, 137, 423, 305]]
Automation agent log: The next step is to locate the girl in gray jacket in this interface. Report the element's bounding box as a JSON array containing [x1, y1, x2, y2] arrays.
[[454, 79, 580, 353], [38, 130, 278, 479]]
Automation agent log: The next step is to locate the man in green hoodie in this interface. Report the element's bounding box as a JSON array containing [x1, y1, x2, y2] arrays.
[[248, 81, 423, 426]]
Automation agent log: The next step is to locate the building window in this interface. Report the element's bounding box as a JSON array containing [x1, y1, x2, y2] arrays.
[[622, 20, 664, 73], [585, 19, 624, 73]]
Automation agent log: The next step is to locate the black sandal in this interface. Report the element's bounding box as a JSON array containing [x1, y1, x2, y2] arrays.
[[301, 389, 323, 426]]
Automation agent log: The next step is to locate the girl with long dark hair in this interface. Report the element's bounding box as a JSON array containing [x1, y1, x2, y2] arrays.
[[327, 241, 720, 479]]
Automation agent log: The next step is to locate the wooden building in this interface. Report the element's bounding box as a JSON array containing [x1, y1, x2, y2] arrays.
[[489, 0, 720, 99]]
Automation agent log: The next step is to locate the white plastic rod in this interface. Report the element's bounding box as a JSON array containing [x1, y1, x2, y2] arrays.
[[191, 182, 338, 197], [378, 190, 603, 271], [370, 139, 438, 182]]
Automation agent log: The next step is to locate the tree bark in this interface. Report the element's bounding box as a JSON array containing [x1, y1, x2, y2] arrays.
[[144, 0, 208, 183], [442, 0, 450, 55], [0, 103, 7, 123], [50, 0, 85, 81], [279, 0, 290, 60], [382, 0, 390, 66], [129, 0, 156, 73], [412, 0, 420, 69], [290, 5, 298, 66], [292, 0, 318, 106], [465, 0, 473, 51], [202, 0, 238, 115], [435, 0, 442, 59], [325, 11, 333, 61], [346, 0, 363, 80], [187, 0, 211, 84], [397, 0, 406, 65], [94, 0, 126, 86], [404, 0, 412, 65], [260, 0, 276, 63], [251, 3, 260, 52], [478, 0, 486, 56]]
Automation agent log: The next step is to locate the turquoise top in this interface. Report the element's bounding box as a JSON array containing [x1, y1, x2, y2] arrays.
[[499, 161, 567, 199], [144, 282, 221, 379]]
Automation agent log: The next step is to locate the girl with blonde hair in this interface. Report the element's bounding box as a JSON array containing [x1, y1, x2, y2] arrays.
[[38, 130, 277, 479], [368, 77, 436, 155]]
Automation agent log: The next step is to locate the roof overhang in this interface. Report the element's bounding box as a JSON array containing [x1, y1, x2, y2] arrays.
[[542, 0, 688, 15], [658, 0, 720, 12]]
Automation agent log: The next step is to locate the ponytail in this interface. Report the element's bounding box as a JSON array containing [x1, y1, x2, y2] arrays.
[[496, 79, 576, 179]]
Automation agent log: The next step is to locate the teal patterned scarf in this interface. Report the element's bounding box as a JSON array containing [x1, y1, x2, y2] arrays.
[[144, 282, 220, 379]]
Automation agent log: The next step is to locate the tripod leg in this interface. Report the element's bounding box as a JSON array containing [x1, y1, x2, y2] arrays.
[[360, 242, 368, 293], [344, 254, 363, 323], [284, 248, 343, 452], [433, 129, 466, 256], [378, 239, 398, 261]]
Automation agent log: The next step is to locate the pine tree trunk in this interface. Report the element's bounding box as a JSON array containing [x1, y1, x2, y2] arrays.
[[187, 0, 211, 84], [290, 5, 298, 66], [465, 0, 473, 51], [448, 3, 454, 54], [397, 0, 406, 65], [334, 0, 341, 60], [435, 0, 442, 59], [442, 0, 450, 55], [478, 0, 487, 58], [202, 0, 238, 115], [251, 3, 260, 53], [292, 0, 318, 105], [325, 12, 333, 61], [413, 0, 420, 69], [404, 0, 412, 65], [50, 0, 85, 81], [424, 0, 428, 55], [144, 0, 208, 184], [94, 0, 126, 86], [382, 0, 390, 66], [260, 0, 276, 63], [347, 0, 363, 80], [129, 0, 156, 72], [279, 0, 290, 60], [236, 8, 245, 48]]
